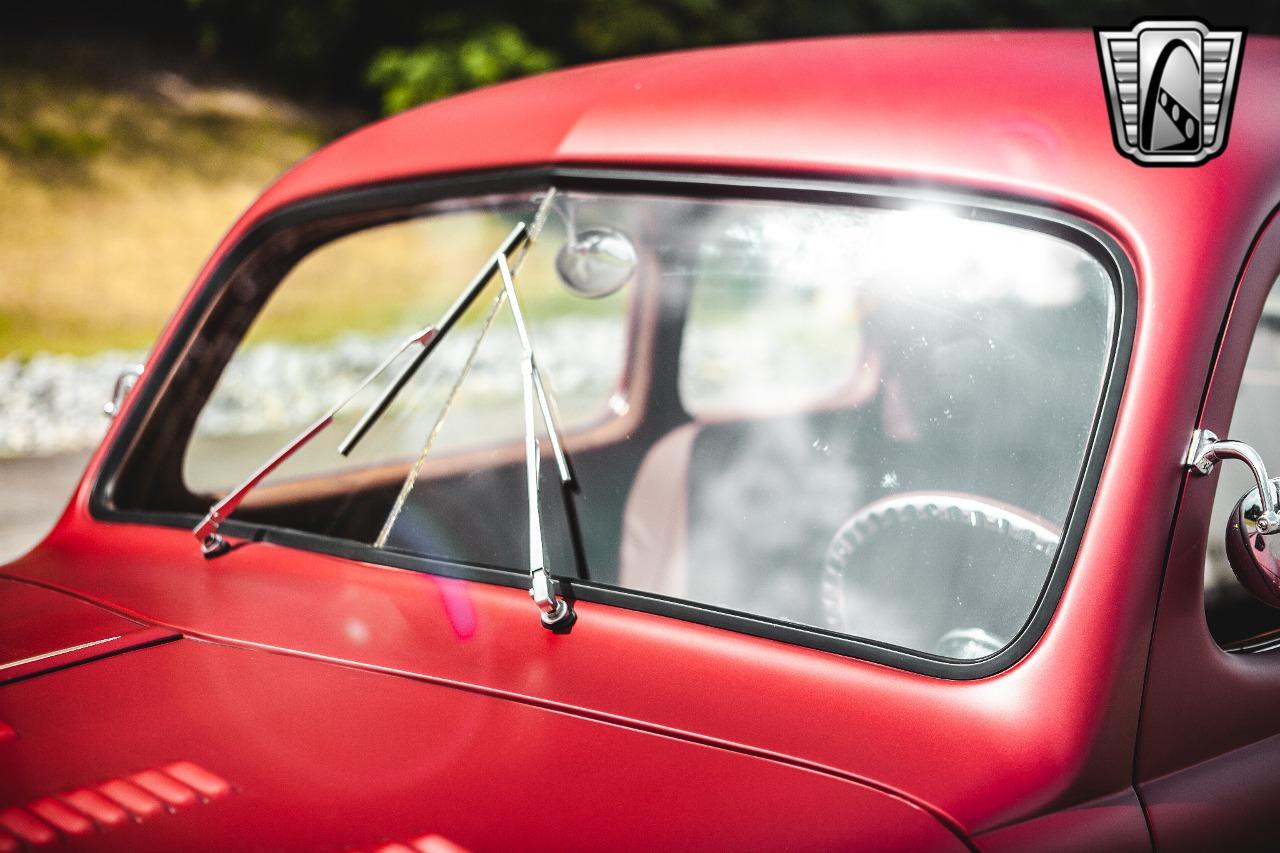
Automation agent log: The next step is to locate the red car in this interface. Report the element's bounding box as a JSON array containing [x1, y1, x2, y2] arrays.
[[4, 30, 1280, 851]]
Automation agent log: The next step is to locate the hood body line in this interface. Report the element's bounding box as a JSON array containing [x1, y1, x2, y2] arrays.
[[0, 572, 974, 849]]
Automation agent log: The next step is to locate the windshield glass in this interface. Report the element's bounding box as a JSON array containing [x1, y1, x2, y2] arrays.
[[125, 186, 1118, 662]]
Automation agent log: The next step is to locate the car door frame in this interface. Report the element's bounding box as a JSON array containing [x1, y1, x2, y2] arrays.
[[1137, 200, 1280, 849]]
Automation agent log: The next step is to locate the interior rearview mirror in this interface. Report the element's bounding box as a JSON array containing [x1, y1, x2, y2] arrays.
[[555, 228, 637, 298]]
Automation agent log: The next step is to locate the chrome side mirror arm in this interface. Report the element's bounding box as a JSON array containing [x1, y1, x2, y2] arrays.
[[103, 364, 144, 418], [1187, 429, 1280, 533]]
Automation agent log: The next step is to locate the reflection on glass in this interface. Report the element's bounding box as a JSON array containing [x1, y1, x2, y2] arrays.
[[174, 191, 1116, 661]]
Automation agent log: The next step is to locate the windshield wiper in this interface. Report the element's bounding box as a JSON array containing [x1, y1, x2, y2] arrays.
[[370, 201, 576, 628], [497, 250, 574, 627], [192, 191, 577, 630], [337, 189, 554, 459], [191, 318, 444, 556], [193, 208, 538, 557]]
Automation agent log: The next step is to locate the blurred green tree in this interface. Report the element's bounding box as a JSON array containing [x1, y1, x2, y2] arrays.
[[367, 24, 556, 114], [7, 0, 1280, 116]]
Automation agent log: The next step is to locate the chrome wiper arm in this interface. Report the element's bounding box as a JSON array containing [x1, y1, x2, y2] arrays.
[[497, 251, 571, 484], [194, 190, 577, 631], [192, 202, 547, 557], [336, 221, 532, 457], [369, 241, 576, 627], [192, 322, 440, 556], [496, 252, 574, 627]]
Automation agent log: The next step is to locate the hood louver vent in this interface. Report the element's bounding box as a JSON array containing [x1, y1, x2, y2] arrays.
[[356, 833, 471, 853], [0, 761, 231, 847]]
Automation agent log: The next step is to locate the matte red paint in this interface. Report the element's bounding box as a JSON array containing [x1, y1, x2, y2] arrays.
[[412, 835, 472, 853], [377, 840, 472, 853], [974, 790, 1152, 853], [27, 796, 94, 836], [97, 779, 166, 821], [0, 579, 141, 665], [162, 762, 231, 801], [0, 625, 178, 685], [0, 807, 56, 845], [1135, 196, 1280, 847], [0, 640, 966, 851], [4, 31, 1280, 849], [59, 789, 131, 830], [130, 770, 199, 809]]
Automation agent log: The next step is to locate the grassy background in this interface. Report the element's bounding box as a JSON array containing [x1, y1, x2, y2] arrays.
[[0, 39, 345, 357], [0, 39, 611, 358]]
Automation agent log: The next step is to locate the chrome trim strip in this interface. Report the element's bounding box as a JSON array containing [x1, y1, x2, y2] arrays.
[[0, 635, 123, 671]]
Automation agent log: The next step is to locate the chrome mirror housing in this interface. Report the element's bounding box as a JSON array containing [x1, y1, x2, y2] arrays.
[[103, 364, 144, 419], [554, 227, 637, 298], [1188, 429, 1280, 608], [1226, 480, 1280, 608]]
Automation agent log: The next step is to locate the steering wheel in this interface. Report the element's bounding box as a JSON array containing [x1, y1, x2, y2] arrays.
[[821, 491, 1062, 660]]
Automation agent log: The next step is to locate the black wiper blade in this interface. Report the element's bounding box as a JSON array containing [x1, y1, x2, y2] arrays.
[[191, 319, 440, 556], [336, 221, 531, 457], [366, 192, 577, 629], [192, 196, 554, 557]]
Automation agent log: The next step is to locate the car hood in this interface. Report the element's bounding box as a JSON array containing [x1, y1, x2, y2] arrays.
[[0, 579, 177, 684], [0, 583, 967, 852]]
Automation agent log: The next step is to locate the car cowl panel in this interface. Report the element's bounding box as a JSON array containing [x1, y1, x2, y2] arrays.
[[0, 628, 967, 851]]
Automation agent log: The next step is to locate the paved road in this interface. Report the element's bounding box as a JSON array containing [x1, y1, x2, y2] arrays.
[[0, 451, 92, 564], [0, 384, 599, 566]]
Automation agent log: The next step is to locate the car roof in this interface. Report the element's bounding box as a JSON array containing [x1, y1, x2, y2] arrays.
[[242, 31, 1280, 218], [199, 30, 1280, 322]]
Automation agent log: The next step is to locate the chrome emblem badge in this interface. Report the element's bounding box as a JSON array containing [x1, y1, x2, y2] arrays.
[[1096, 19, 1245, 165]]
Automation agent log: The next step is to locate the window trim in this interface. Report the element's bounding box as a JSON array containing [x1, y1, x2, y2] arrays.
[[90, 166, 1137, 680]]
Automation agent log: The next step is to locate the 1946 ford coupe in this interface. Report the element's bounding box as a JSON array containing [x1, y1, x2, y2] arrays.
[[6, 30, 1280, 852]]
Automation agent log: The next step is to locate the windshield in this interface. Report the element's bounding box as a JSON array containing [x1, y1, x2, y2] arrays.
[[118, 184, 1118, 662]]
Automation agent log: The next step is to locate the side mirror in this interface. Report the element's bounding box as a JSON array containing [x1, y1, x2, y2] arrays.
[[1227, 480, 1280, 608], [103, 363, 144, 418], [1189, 429, 1280, 608]]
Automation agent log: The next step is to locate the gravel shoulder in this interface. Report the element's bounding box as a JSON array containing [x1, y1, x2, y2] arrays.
[[0, 319, 626, 560]]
